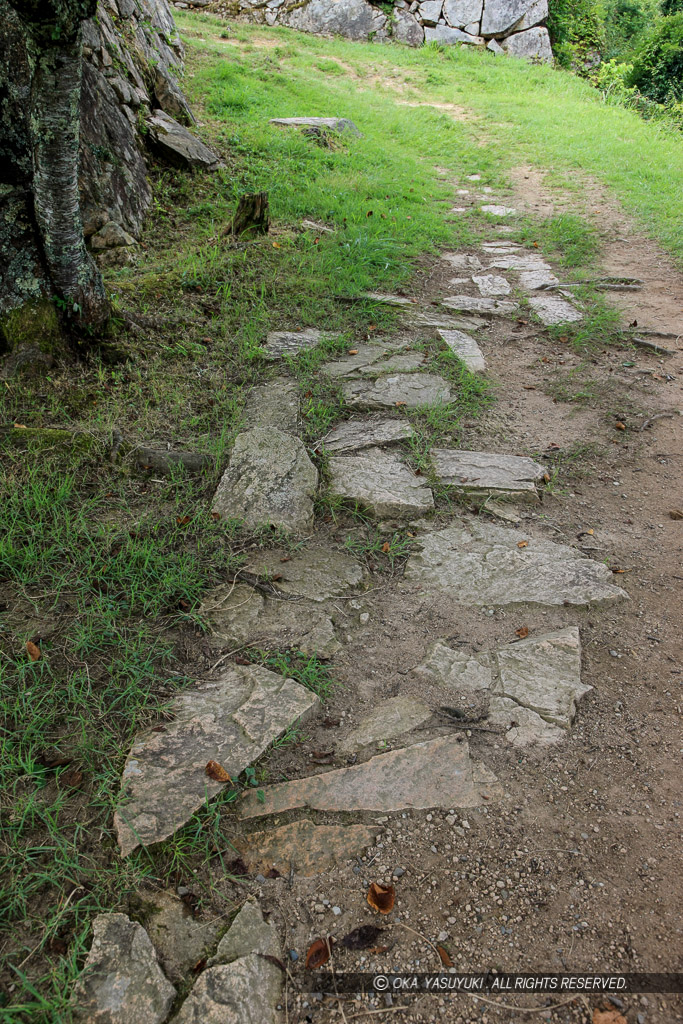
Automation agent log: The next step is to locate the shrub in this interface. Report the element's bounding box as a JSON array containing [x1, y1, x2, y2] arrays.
[[662, 0, 683, 15], [627, 13, 683, 102], [548, 0, 606, 68], [603, 0, 663, 59]]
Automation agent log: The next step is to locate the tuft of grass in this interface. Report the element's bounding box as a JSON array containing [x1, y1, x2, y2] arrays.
[[514, 213, 600, 269], [244, 650, 337, 700]]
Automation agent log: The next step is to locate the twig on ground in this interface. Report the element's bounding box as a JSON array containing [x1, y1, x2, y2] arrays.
[[470, 993, 580, 1014]]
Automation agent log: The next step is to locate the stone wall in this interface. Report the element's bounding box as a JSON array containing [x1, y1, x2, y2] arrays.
[[194, 0, 553, 59]]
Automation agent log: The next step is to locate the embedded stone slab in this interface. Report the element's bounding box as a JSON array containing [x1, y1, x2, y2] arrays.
[[240, 735, 500, 819], [442, 252, 483, 270], [437, 329, 486, 372], [407, 311, 487, 331], [173, 954, 282, 1024], [405, 520, 628, 607], [263, 328, 324, 358], [488, 696, 564, 746], [317, 417, 413, 455], [233, 819, 377, 876], [516, 0, 548, 30], [212, 427, 317, 533], [489, 255, 550, 270], [200, 583, 340, 659], [321, 346, 424, 378], [482, 242, 521, 251], [248, 542, 365, 602], [114, 665, 319, 856], [146, 110, 223, 171], [269, 116, 360, 136], [243, 380, 299, 434], [425, 25, 484, 43], [518, 269, 559, 291], [145, 893, 221, 984], [431, 449, 547, 498], [343, 373, 452, 410], [328, 448, 434, 518], [71, 913, 175, 1024], [443, 0, 484, 29], [480, 205, 517, 217], [362, 291, 418, 306], [503, 26, 553, 61], [338, 696, 433, 753], [472, 273, 511, 296], [209, 898, 280, 967], [529, 294, 583, 325], [495, 627, 590, 728], [442, 295, 518, 315], [417, 641, 493, 692]]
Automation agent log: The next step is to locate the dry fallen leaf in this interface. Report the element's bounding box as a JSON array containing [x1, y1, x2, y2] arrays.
[[436, 944, 454, 968], [381, 542, 391, 553], [367, 882, 395, 915], [348, 349, 359, 355], [395, 401, 407, 408], [517, 540, 529, 549], [272, 241, 281, 248], [26, 641, 41, 662], [592, 1010, 627, 1024], [305, 936, 334, 969], [515, 626, 529, 639], [176, 515, 191, 525], [205, 760, 231, 783], [615, 421, 626, 431]]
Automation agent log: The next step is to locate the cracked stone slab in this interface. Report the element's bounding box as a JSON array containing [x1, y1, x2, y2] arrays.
[[263, 328, 324, 358], [343, 373, 452, 410], [232, 819, 377, 876], [145, 894, 221, 984], [243, 380, 299, 434], [270, 116, 361, 136], [209, 898, 280, 967], [405, 519, 628, 607], [442, 253, 483, 270], [71, 914, 175, 1024], [362, 291, 417, 306], [529, 294, 583, 325], [321, 346, 424, 378], [482, 242, 521, 251], [489, 255, 550, 270], [213, 427, 317, 533], [442, 295, 518, 315], [407, 311, 487, 331], [328, 448, 434, 518], [416, 641, 493, 692], [317, 417, 413, 455], [518, 269, 559, 291], [114, 665, 319, 856], [240, 735, 500, 819], [480, 205, 517, 217], [248, 542, 365, 602], [472, 273, 511, 297], [173, 954, 282, 1024], [488, 697, 564, 746], [201, 584, 340, 658], [431, 449, 547, 499], [437, 329, 486, 372], [338, 696, 433, 753]]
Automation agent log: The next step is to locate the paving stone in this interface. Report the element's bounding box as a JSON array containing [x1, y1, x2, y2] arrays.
[[472, 273, 511, 296], [407, 310, 487, 330], [248, 542, 365, 602], [442, 295, 518, 315], [405, 519, 628, 607], [71, 913, 175, 1024], [431, 449, 546, 498], [338, 696, 433, 752], [173, 954, 282, 1024], [240, 735, 500, 818], [269, 116, 361, 136], [482, 242, 521, 251], [212, 427, 318, 533], [200, 584, 340, 659], [343, 373, 452, 410], [263, 328, 324, 358], [442, 252, 483, 270], [517, 269, 559, 291], [317, 417, 413, 455], [529, 294, 583, 325], [243, 380, 299, 433], [362, 291, 418, 306], [114, 665, 319, 856], [233, 819, 377, 876], [416, 641, 493, 691], [489, 255, 550, 270], [145, 893, 221, 984], [209, 898, 279, 966], [438, 329, 486, 372], [488, 696, 564, 746], [321, 346, 424, 377], [480, 205, 517, 217], [328, 448, 434, 518]]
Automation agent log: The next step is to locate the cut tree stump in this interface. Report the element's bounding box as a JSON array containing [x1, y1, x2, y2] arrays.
[[227, 192, 270, 236]]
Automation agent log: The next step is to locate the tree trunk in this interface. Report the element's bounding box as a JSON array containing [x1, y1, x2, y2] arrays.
[[228, 192, 270, 237], [29, 31, 109, 328]]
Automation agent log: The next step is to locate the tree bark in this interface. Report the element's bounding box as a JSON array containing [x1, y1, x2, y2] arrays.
[[228, 192, 270, 236]]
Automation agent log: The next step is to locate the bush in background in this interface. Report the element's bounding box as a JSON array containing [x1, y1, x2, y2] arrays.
[[627, 12, 683, 102]]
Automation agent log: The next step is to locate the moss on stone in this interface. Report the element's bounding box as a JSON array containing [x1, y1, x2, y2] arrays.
[[0, 298, 63, 354]]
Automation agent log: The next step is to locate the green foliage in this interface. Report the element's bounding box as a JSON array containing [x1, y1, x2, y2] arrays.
[[662, 0, 683, 14], [627, 13, 683, 102], [547, 0, 606, 66], [603, 0, 663, 59]]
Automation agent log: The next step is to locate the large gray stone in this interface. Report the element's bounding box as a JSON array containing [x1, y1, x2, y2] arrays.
[[248, 542, 365, 602], [495, 627, 589, 727], [212, 427, 318, 533], [480, 0, 534, 35], [343, 373, 452, 410], [442, 295, 517, 315], [280, 0, 387, 40], [487, 696, 564, 745], [528, 294, 582, 324], [328, 448, 434, 518], [480, 204, 517, 216], [443, 0, 483, 28], [362, 291, 418, 306], [438, 329, 486, 372], [472, 273, 511, 296], [515, 0, 548, 30], [243, 380, 299, 434], [114, 665, 319, 856], [393, 8, 425, 45], [408, 310, 488, 330], [431, 449, 546, 498], [318, 417, 413, 454], [489, 254, 549, 270], [146, 110, 223, 169], [240, 735, 499, 818], [71, 914, 175, 1024], [417, 642, 493, 691], [442, 253, 483, 271], [145, 893, 221, 983], [321, 345, 425, 378], [405, 520, 628, 607], [233, 819, 377, 876], [263, 328, 324, 358], [502, 26, 553, 60], [209, 898, 279, 967], [173, 954, 282, 1024], [419, 0, 443, 24], [269, 116, 361, 135], [424, 25, 484, 43], [518, 268, 559, 290], [338, 696, 433, 752]]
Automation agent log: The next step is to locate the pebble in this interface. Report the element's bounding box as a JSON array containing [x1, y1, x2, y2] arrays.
[[437, 930, 449, 942], [360, 612, 370, 624], [289, 949, 299, 962], [393, 866, 406, 877], [332, 906, 342, 916]]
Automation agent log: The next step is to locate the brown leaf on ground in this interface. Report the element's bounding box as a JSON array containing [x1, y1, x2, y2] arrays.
[[205, 760, 231, 783], [340, 925, 384, 950], [367, 882, 395, 914], [26, 641, 41, 662], [381, 542, 391, 553], [669, 509, 683, 520], [348, 349, 359, 355], [176, 515, 191, 525], [615, 421, 626, 431], [60, 768, 83, 789], [515, 626, 529, 639], [436, 944, 453, 967], [305, 937, 334, 969], [592, 1010, 627, 1024], [517, 540, 529, 549]]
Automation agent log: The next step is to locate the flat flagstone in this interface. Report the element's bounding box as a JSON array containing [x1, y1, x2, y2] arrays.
[[321, 346, 424, 378], [480, 205, 517, 216], [362, 291, 417, 306], [431, 449, 547, 499], [114, 665, 319, 856], [442, 295, 518, 315], [213, 427, 317, 533], [317, 417, 413, 455], [405, 519, 628, 607], [243, 379, 299, 433], [145, 893, 222, 983], [488, 697, 564, 746], [482, 242, 521, 251], [417, 641, 493, 692], [472, 273, 511, 297], [263, 328, 324, 358], [495, 627, 590, 728], [173, 955, 282, 1024], [71, 914, 176, 1024], [239, 735, 500, 819], [407, 310, 487, 330], [233, 819, 377, 876], [343, 373, 452, 410], [437, 329, 486, 372], [248, 542, 365, 602], [529, 294, 583, 325], [489, 255, 550, 271], [328, 448, 434, 518], [338, 696, 433, 753], [269, 116, 360, 136], [209, 898, 280, 967], [518, 269, 559, 291], [442, 253, 483, 270]]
